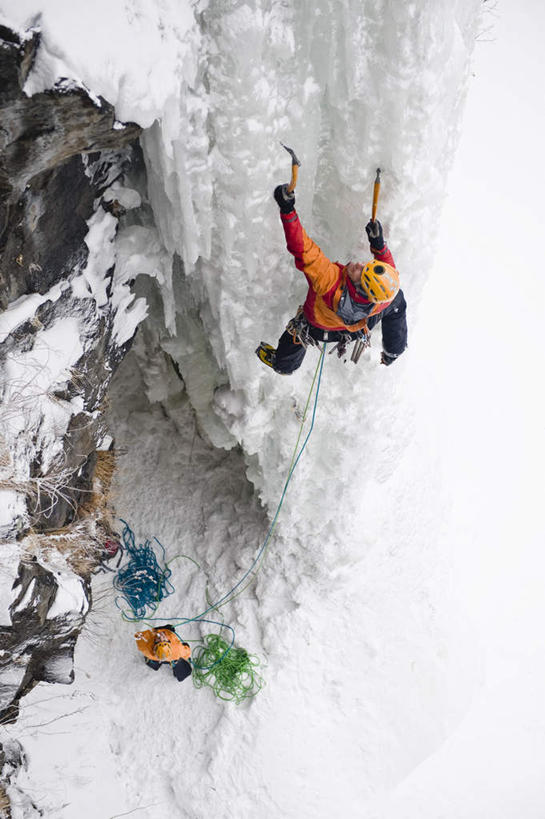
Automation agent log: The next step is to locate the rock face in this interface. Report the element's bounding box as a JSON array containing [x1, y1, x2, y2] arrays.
[[0, 26, 140, 306], [0, 25, 144, 808]]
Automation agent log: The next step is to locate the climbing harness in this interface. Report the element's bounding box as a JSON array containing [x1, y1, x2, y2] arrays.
[[285, 307, 320, 348], [286, 307, 369, 362]]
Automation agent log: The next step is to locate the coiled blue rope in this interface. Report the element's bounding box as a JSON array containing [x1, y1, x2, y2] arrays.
[[113, 520, 175, 620]]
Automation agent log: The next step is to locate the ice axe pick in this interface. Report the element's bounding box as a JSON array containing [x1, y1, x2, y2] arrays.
[[281, 143, 302, 193]]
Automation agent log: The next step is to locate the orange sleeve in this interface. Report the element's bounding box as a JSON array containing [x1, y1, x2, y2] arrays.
[[135, 630, 156, 660], [281, 212, 340, 295]]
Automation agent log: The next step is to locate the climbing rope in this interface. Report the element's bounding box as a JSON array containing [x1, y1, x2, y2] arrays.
[[113, 520, 174, 620], [113, 345, 326, 701], [186, 343, 327, 622], [191, 633, 264, 705], [112, 526, 257, 698]]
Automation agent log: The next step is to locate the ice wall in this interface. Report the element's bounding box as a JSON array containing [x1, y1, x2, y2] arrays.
[[4, 0, 482, 512], [136, 3, 483, 809], [138, 0, 482, 532]]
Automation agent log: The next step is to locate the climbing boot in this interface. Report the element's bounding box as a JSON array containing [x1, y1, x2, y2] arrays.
[[255, 342, 277, 370]]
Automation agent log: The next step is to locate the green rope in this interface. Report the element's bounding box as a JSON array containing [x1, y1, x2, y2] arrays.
[[197, 344, 327, 614], [191, 634, 265, 705]]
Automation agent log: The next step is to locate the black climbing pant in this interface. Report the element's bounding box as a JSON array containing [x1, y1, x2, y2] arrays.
[[274, 326, 363, 374], [274, 331, 307, 373]]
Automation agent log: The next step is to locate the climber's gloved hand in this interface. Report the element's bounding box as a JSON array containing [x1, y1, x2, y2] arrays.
[[274, 184, 296, 214], [381, 351, 397, 366], [365, 219, 385, 251]]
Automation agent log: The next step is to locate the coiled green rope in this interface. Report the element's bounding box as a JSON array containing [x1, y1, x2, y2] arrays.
[[191, 634, 264, 705]]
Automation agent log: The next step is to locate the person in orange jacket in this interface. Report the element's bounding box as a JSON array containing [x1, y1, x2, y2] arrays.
[[256, 184, 407, 373], [135, 624, 192, 682]]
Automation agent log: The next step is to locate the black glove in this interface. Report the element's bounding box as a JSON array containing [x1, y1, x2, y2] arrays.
[[365, 220, 385, 251], [381, 351, 397, 366], [172, 658, 192, 682], [274, 184, 296, 214]]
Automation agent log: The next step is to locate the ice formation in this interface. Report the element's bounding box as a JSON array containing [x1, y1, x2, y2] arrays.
[[0, 1, 486, 816]]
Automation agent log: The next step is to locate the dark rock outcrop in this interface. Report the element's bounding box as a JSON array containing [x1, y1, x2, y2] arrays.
[[0, 25, 145, 807], [0, 28, 140, 307]]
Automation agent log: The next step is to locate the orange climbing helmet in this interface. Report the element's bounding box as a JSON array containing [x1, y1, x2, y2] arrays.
[[154, 636, 173, 662], [359, 260, 399, 303], [135, 628, 191, 662]]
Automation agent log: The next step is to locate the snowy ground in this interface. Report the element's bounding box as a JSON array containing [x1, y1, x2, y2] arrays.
[[6, 1, 543, 818], [5, 348, 269, 818], [8, 335, 474, 819]]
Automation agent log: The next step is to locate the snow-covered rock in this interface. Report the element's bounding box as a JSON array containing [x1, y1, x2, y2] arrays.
[[0, 25, 152, 795]]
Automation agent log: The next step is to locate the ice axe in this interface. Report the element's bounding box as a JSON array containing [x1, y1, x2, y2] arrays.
[[351, 168, 382, 366], [371, 167, 381, 223], [281, 143, 301, 193]]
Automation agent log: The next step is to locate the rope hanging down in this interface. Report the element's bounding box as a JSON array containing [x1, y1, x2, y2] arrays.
[[185, 342, 327, 622], [112, 345, 326, 702]]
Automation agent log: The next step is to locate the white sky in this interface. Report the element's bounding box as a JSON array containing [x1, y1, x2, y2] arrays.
[[416, 0, 545, 685], [377, 4, 545, 815]]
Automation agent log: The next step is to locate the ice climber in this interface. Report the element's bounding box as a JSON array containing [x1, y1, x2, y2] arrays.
[[135, 625, 192, 682], [256, 185, 407, 373]]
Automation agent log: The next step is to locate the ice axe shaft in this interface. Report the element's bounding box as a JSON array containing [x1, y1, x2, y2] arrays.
[[281, 143, 301, 193], [371, 167, 381, 222]]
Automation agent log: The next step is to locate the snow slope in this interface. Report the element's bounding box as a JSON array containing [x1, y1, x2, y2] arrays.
[[0, 1, 487, 817]]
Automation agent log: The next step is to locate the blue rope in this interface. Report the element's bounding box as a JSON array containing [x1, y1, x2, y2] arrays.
[[113, 524, 235, 670], [113, 520, 175, 620], [114, 345, 326, 673], [183, 343, 327, 624]]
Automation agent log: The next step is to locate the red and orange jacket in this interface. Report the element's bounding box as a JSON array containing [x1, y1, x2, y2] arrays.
[[280, 210, 397, 332], [135, 628, 191, 662]]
